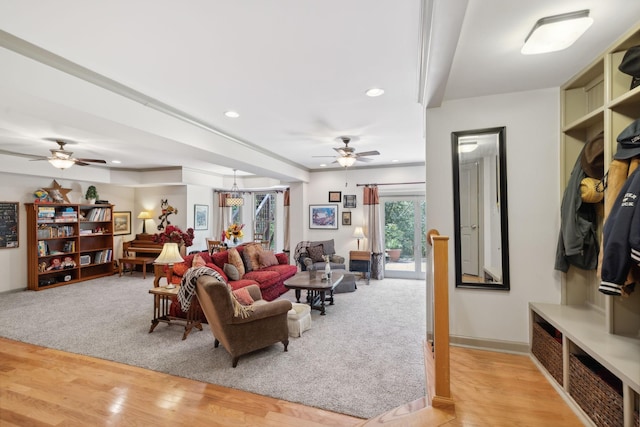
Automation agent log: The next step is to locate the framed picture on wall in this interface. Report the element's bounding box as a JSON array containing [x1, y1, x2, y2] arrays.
[[194, 204, 208, 230], [113, 211, 131, 236], [309, 204, 339, 229], [328, 191, 342, 203], [343, 194, 356, 208], [342, 211, 352, 226]]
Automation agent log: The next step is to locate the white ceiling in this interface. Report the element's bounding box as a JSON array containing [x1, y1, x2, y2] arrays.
[[0, 0, 638, 182]]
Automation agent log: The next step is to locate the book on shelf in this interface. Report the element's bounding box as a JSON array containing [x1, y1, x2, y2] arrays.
[[37, 241, 48, 257]]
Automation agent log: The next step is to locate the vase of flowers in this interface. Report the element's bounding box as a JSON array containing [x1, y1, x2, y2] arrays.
[[153, 225, 194, 255], [225, 223, 245, 244]]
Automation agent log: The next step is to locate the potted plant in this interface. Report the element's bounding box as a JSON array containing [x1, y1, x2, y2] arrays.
[[85, 185, 98, 204], [385, 223, 403, 262]]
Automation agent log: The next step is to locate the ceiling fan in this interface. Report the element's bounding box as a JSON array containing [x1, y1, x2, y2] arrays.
[[313, 137, 380, 167], [37, 140, 107, 169]]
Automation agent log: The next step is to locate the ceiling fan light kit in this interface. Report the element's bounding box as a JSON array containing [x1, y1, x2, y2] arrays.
[[337, 156, 357, 167], [521, 9, 593, 55], [48, 157, 76, 169]]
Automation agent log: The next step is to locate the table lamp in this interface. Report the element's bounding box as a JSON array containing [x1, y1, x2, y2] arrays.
[[154, 243, 184, 289], [137, 211, 152, 234], [353, 226, 365, 250]]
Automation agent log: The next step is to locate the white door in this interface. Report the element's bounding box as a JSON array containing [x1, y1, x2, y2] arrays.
[[460, 161, 480, 277]]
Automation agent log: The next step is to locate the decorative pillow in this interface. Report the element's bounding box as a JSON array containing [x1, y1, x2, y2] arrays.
[[307, 244, 325, 262], [315, 239, 335, 255], [227, 248, 245, 277], [192, 253, 206, 267], [224, 263, 241, 281], [172, 262, 190, 277], [206, 263, 228, 282], [232, 287, 254, 306], [243, 243, 264, 271], [258, 250, 279, 268]]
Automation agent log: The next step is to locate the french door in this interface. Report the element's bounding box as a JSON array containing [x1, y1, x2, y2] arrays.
[[381, 196, 426, 279]]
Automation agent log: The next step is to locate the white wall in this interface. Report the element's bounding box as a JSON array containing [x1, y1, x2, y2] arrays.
[[0, 172, 134, 293], [426, 88, 562, 345], [291, 165, 426, 261]]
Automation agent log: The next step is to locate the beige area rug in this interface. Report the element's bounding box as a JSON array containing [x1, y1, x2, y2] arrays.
[[0, 274, 426, 419]]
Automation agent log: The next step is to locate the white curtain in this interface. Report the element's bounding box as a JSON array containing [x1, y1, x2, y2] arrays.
[[363, 185, 384, 279], [214, 192, 231, 242], [283, 188, 290, 259]]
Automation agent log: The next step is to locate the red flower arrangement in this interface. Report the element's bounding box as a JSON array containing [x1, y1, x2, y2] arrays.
[[153, 225, 195, 247]]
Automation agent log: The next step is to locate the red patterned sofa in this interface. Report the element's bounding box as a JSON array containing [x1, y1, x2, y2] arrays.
[[155, 244, 297, 320]]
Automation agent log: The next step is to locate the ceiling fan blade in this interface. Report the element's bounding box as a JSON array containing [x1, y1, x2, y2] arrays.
[[74, 160, 91, 166], [333, 148, 348, 156], [355, 150, 380, 157], [75, 158, 107, 164], [356, 157, 374, 162], [312, 155, 337, 158]]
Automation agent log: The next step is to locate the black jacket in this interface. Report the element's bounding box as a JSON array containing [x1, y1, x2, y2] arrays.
[[599, 168, 640, 295]]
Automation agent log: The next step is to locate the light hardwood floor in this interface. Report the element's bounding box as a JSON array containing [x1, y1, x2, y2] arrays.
[[0, 337, 583, 426]]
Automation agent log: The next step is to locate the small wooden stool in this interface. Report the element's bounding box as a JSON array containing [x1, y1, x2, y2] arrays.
[[119, 257, 155, 279]]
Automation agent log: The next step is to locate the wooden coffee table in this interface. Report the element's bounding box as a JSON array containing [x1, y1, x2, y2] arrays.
[[149, 286, 202, 340], [284, 270, 344, 315]]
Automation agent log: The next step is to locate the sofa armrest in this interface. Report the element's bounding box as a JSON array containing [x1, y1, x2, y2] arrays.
[[231, 299, 292, 324], [245, 284, 263, 302], [331, 254, 345, 264]]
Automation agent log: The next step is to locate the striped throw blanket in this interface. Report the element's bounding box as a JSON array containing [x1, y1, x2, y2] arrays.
[[178, 266, 252, 318]]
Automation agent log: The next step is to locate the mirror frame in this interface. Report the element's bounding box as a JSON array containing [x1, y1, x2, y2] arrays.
[[451, 126, 510, 290]]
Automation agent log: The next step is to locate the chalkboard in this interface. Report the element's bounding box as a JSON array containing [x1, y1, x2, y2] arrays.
[[0, 202, 19, 248]]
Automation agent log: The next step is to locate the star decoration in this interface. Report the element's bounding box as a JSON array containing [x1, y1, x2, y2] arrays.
[[44, 180, 72, 204]]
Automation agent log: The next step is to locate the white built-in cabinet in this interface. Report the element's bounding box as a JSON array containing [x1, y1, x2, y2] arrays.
[[530, 24, 640, 427]]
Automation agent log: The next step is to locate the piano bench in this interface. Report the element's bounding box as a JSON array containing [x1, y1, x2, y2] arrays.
[[119, 257, 156, 279]]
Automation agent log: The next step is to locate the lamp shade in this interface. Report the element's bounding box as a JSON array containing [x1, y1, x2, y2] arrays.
[[48, 158, 75, 169], [137, 211, 152, 219], [337, 156, 357, 167], [154, 243, 184, 265], [352, 227, 365, 239], [226, 169, 244, 206]]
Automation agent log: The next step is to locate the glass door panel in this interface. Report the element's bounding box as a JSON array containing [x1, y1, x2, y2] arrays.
[[382, 196, 426, 279]]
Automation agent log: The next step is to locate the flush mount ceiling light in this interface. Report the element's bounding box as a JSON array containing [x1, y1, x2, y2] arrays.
[[224, 110, 240, 118], [458, 141, 478, 153], [365, 88, 385, 97], [337, 155, 357, 167], [226, 169, 244, 206], [521, 9, 593, 55]]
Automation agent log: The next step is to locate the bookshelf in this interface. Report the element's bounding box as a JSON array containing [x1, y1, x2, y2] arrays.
[[26, 203, 115, 290]]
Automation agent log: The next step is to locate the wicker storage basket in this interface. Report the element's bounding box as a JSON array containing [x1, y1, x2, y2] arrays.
[[569, 353, 623, 427], [531, 321, 563, 384]]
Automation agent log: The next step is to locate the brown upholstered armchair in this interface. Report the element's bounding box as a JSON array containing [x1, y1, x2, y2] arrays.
[[195, 276, 292, 367]]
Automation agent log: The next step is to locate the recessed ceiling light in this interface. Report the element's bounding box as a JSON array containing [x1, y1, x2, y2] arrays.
[[320, 164, 327, 167], [224, 111, 240, 118], [392, 159, 399, 163], [111, 160, 121, 164], [366, 88, 384, 97]]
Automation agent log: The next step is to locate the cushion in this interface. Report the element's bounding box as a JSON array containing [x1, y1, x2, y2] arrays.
[[307, 244, 325, 262], [172, 261, 190, 277], [232, 287, 254, 305], [227, 248, 245, 277], [206, 262, 228, 282], [243, 243, 264, 272], [315, 239, 335, 255], [224, 263, 241, 281], [258, 250, 279, 268], [192, 253, 206, 267]]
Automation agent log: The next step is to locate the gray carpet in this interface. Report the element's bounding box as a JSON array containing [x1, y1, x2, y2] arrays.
[[0, 273, 426, 419]]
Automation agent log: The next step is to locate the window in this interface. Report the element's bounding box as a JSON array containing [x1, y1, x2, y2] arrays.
[[254, 192, 276, 250]]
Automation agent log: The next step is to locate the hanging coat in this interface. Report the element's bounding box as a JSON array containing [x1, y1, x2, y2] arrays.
[[555, 146, 599, 272]]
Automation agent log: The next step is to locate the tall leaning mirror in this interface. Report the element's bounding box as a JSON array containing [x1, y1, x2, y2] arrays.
[[451, 126, 510, 290]]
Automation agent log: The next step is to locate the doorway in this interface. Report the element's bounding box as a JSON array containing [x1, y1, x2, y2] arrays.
[[381, 196, 426, 279]]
